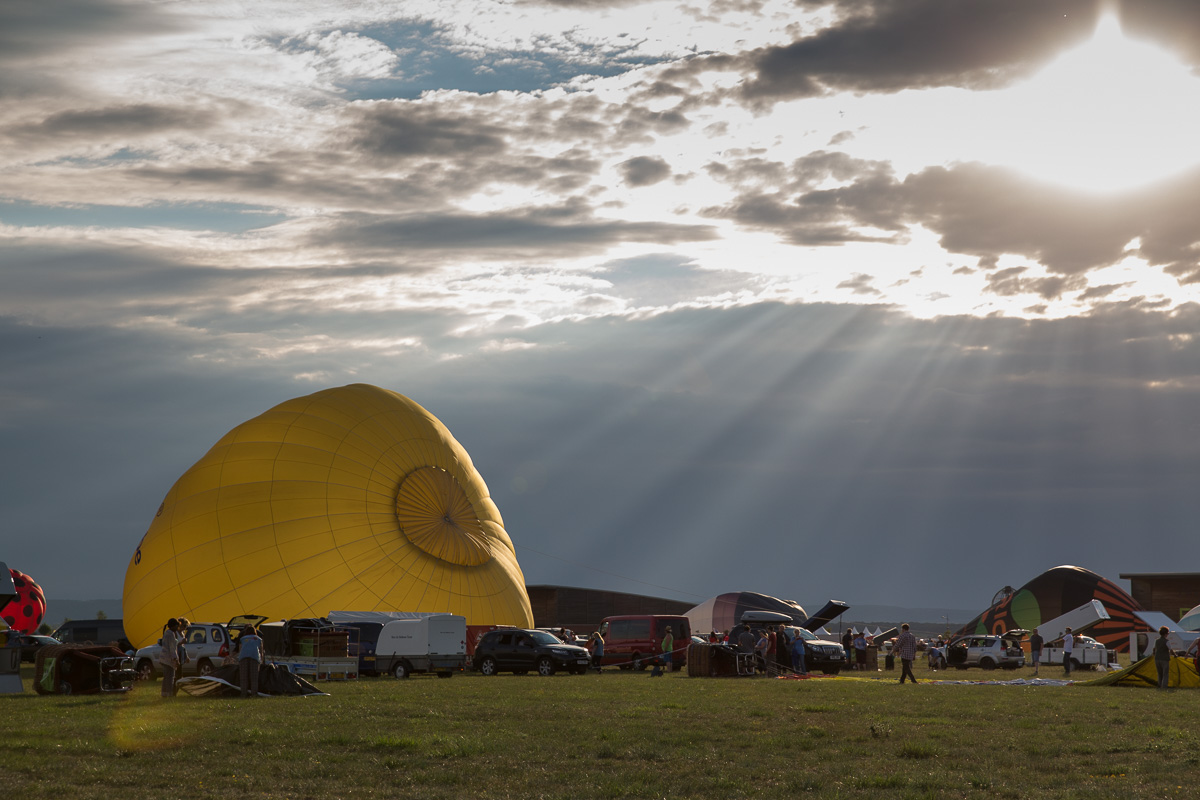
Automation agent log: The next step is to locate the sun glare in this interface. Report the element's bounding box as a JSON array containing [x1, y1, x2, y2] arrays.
[[977, 12, 1200, 193]]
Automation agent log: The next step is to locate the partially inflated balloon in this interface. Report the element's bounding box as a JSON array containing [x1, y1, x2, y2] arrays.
[[122, 384, 532, 648], [1, 568, 46, 633]]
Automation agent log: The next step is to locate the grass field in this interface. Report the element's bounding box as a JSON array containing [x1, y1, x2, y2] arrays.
[[3, 659, 1198, 799]]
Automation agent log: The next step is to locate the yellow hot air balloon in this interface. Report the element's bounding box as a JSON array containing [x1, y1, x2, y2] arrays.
[[122, 384, 533, 648]]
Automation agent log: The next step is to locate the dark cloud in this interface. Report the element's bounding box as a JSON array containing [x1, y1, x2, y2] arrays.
[[703, 153, 1200, 280], [619, 155, 672, 187], [0, 0, 181, 98], [310, 201, 717, 257], [346, 103, 509, 158], [679, 0, 1099, 106], [0, 0, 178, 60], [837, 273, 882, 295], [1120, 0, 1200, 67], [5, 104, 219, 146]]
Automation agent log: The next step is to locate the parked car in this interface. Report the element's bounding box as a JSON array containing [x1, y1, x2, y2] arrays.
[[51, 619, 132, 652], [472, 628, 591, 676], [946, 633, 1026, 670], [597, 615, 691, 670], [788, 627, 846, 675], [8, 633, 61, 662], [133, 615, 267, 681]]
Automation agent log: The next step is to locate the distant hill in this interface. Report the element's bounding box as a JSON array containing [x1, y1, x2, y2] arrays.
[[42, 599, 124, 629]]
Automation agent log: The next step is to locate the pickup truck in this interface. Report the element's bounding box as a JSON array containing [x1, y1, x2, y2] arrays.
[[1039, 634, 1118, 671]]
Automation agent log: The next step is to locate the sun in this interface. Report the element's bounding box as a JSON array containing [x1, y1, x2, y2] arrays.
[[970, 11, 1200, 193]]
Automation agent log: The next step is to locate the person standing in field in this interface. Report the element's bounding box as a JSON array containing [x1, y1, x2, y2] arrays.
[[1028, 629, 1044, 677], [158, 618, 181, 698], [651, 625, 674, 677], [589, 630, 605, 673], [791, 630, 808, 675], [853, 631, 868, 672], [894, 623, 919, 684], [237, 624, 263, 698], [1062, 627, 1074, 676], [1154, 626, 1172, 690]]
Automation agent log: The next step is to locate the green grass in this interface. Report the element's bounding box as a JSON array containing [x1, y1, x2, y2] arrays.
[[3, 661, 1199, 799]]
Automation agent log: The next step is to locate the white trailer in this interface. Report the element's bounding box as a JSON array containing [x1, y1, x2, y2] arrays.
[[1040, 635, 1118, 671], [329, 611, 467, 678], [1036, 600, 1118, 671], [1129, 611, 1200, 659]]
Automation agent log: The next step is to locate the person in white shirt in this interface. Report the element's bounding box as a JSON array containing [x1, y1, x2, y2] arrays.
[[1062, 627, 1074, 676]]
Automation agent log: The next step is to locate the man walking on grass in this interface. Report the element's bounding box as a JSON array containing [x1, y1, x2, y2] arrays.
[[895, 623, 919, 684]]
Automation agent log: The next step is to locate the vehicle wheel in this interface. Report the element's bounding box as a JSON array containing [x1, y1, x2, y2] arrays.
[[478, 657, 498, 676], [197, 658, 215, 677], [632, 653, 645, 671], [136, 659, 157, 682], [1070, 658, 1081, 671], [59, 682, 72, 695], [536, 656, 556, 677], [980, 658, 996, 671], [393, 662, 411, 679]]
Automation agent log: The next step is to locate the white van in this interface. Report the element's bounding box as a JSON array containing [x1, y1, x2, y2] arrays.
[[329, 612, 467, 678]]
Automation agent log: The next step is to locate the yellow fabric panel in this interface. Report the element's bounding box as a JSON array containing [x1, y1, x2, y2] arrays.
[[173, 462, 224, 499], [122, 383, 533, 647]]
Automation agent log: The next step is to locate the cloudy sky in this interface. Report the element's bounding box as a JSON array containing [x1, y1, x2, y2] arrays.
[[5, 0, 1200, 619]]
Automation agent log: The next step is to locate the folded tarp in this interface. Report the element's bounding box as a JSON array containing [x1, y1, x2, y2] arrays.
[[1078, 655, 1200, 688], [176, 662, 327, 697]]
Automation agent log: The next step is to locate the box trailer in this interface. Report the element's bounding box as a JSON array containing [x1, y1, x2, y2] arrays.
[[329, 611, 467, 678], [258, 618, 358, 681]]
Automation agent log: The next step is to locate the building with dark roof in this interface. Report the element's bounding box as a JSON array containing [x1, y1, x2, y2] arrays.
[[1119, 572, 1200, 621]]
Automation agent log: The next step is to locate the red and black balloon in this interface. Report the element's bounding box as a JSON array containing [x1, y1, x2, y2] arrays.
[[956, 565, 1143, 651], [1, 568, 47, 634]]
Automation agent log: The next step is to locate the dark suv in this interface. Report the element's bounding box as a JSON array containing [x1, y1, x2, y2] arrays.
[[472, 628, 591, 676]]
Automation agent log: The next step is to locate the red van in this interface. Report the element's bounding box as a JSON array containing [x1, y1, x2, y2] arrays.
[[597, 615, 691, 671]]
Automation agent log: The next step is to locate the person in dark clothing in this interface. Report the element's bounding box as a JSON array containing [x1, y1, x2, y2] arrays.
[[1028, 630, 1044, 676], [1154, 626, 1172, 689]]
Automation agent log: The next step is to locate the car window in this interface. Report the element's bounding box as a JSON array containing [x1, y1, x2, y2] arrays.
[[212, 629, 224, 643], [495, 633, 512, 646], [188, 629, 207, 644], [529, 631, 562, 646], [626, 619, 651, 639], [797, 629, 817, 641]]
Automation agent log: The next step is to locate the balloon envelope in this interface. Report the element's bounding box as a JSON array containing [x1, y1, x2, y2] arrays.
[[123, 384, 532, 648], [685, 591, 807, 635], [1, 569, 46, 634], [956, 565, 1142, 651]]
